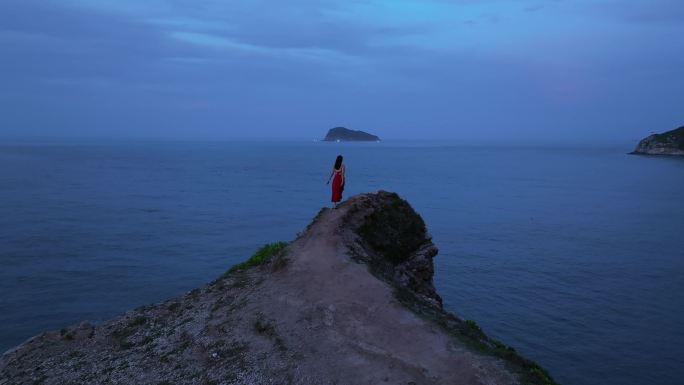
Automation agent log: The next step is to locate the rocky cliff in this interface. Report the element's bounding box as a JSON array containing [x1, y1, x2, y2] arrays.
[[631, 126, 684, 156], [323, 127, 380, 142], [0, 192, 556, 385]]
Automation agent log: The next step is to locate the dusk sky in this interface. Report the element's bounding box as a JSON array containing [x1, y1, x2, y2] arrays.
[[1, 0, 682, 141]]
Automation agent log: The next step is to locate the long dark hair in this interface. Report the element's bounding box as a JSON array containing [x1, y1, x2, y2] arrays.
[[334, 155, 343, 170]]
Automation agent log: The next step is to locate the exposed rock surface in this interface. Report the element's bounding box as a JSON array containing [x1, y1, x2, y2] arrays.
[[0, 192, 556, 385], [323, 127, 380, 141], [631, 126, 684, 156]]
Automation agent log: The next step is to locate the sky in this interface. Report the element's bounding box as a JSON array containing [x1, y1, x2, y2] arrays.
[[1, 0, 682, 141]]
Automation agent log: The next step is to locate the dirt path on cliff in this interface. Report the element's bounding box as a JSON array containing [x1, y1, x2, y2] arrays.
[[237, 202, 517, 385]]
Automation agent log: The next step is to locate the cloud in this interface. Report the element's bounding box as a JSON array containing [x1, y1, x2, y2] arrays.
[[592, 0, 684, 25], [0, 0, 682, 140], [145, 17, 234, 32], [524, 5, 545, 12], [168, 31, 361, 65]]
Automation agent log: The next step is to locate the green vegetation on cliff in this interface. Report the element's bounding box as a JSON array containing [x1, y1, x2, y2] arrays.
[[358, 192, 427, 264], [229, 242, 288, 273], [650, 126, 684, 148]]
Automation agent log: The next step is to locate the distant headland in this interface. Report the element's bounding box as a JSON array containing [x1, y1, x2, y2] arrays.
[[631, 126, 684, 156], [323, 127, 380, 142]]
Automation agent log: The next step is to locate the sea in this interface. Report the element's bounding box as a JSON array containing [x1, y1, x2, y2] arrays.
[[1, 140, 682, 385]]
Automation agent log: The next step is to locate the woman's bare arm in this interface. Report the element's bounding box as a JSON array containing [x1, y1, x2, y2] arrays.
[[326, 168, 334, 184]]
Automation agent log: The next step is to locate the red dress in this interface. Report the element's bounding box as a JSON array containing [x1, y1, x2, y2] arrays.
[[331, 168, 344, 202]]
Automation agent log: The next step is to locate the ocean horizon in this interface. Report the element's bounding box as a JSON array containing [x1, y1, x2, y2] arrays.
[[1, 139, 683, 385]]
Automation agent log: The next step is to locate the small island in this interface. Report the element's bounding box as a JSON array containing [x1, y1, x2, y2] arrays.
[[631, 126, 684, 156], [323, 127, 380, 142]]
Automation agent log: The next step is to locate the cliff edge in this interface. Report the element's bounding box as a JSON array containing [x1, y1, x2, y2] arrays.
[[631, 126, 684, 156], [0, 192, 556, 385]]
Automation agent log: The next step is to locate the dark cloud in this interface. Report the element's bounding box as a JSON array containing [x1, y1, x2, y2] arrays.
[[0, 0, 682, 140], [594, 0, 684, 25]]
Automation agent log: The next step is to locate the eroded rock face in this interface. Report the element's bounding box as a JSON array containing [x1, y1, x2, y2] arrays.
[[632, 126, 684, 156], [341, 191, 442, 306]]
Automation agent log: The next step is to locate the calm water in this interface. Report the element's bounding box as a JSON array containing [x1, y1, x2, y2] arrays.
[[1, 140, 683, 385]]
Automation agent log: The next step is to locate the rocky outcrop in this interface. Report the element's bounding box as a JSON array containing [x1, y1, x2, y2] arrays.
[[0, 192, 556, 385], [323, 127, 380, 141], [631, 126, 684, 156], [344, 192, 441, 305]]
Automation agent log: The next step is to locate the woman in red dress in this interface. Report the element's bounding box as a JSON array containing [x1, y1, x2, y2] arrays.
[[326, 155, 345, 208]]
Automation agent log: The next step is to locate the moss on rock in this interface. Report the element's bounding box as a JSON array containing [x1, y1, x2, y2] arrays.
[[357, 192, 427, 264]]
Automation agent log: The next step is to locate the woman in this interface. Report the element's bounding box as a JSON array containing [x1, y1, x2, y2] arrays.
[[326, 155, 345, 208]]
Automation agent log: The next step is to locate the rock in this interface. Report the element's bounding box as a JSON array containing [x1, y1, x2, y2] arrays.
[[631, 126, 684, 156], [323, 127, 380, 142], [345, 191, 441, 305], [0, 192, 556, 385]]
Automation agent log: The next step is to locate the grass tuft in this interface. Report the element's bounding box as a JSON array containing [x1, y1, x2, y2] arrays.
[[393, 286, 558, 385], [228, 242, 288, 273]]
